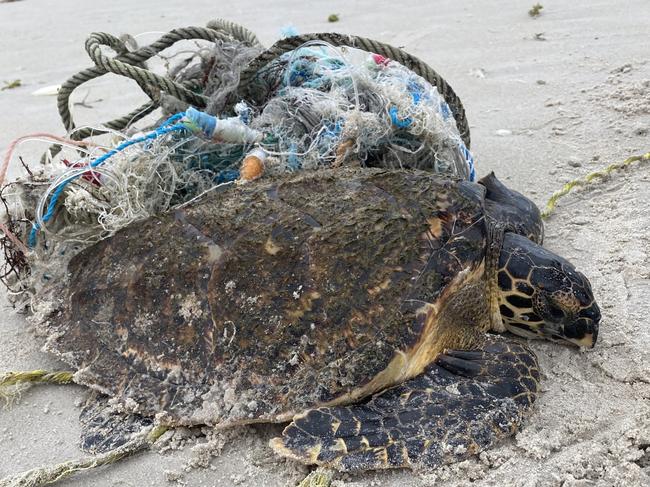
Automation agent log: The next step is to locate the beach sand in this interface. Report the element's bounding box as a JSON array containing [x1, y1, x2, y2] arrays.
[[0, 0, 648, 485]]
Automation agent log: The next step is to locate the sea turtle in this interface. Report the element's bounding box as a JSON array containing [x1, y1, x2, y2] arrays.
[[36, 166, 599, 472]]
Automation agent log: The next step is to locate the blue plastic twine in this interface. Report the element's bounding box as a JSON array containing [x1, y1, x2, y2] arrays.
[[28, 112, 188, 247], [459, 141, 477, 182]]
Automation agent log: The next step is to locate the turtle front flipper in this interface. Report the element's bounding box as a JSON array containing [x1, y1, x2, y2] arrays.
[[271, 336, 540, 472], [478, 172, 544, 244]]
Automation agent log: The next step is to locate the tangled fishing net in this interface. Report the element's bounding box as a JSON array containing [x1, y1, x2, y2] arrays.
[[0, 20, 475, 308]]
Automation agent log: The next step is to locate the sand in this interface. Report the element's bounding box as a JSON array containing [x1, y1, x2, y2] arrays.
[[0, 0, 649, 485]]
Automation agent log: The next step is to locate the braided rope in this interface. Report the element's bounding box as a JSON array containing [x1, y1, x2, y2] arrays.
[[206, 18, 263, 47], [0, 370, 73, 410], [0, 370, 74, 387], [0, 368, 166, 487], [46, 21, 261, 161], [297, 470, 333, 487], [84, 31, 212, 108], [51, 23, 470, 157], [238, 32, 471, 148], [58, 27, 233, 135], [541, 152, 650, 218], [0, 425, 168, 487]]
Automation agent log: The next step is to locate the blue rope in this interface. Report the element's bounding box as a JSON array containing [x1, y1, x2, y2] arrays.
[[156, 112, 185, 129], [28, 113, 188, 247]]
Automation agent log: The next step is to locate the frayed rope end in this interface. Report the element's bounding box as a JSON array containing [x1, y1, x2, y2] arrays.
[[0, 370, 74, 409]]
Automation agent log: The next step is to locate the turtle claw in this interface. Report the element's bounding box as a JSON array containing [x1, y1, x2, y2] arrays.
[[435, 354, 484, 377]]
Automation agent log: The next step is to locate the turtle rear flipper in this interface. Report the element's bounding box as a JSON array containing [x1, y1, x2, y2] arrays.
[[271, 337, 540, 472], [79, 392, 153, 454]]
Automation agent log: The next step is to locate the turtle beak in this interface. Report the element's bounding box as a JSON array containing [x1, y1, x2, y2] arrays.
[[565, 328, 597, 348], [561, 304, 601, 349]]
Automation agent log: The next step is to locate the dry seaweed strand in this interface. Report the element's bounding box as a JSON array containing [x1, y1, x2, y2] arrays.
[[541, 152, 650, 218], [0, 184, 30, 292]]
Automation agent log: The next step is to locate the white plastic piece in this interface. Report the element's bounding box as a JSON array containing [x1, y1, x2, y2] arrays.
[[213, 117, 263, 144], [31, 85, 61, 96], [245, 148, 267, 163]]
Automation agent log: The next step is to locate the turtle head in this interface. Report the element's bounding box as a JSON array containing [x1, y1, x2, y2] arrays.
[[496, 233, 600, 348]]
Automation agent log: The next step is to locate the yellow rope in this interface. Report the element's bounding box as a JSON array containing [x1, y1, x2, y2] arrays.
[[0, 367, 170, 487], [0, 370, 75, 407], [541, 152, 650, 219], [0, 370, 74, 387], [298, 469, 333, 487], [0, 425, 170, 487], [147, 424, 169, 443]]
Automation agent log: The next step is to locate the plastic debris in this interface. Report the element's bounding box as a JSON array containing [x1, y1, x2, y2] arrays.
[[31, 85, 61, 96], [0, 31, 476, 302]]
